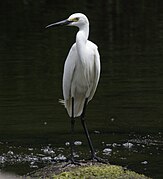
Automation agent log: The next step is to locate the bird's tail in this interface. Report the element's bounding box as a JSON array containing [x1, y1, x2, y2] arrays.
[[59, 96, 85, 117], [59, 99, 65, 105]]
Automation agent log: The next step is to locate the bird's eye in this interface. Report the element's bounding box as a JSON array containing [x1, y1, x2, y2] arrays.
[[73, 17, 79, 22]]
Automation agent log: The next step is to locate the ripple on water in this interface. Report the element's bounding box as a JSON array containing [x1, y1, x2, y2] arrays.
[[0, 133, 162, 175]]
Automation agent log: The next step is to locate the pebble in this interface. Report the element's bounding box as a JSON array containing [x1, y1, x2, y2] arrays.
[[74, 141, 82, 146], [103, 148, 112, 155], [65, 142, 70, 146], [141, 161, 148, 165], [123, 142, 134, 148]]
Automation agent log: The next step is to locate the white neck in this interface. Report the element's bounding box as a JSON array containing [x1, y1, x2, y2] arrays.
[[76, 23, 89, 61]]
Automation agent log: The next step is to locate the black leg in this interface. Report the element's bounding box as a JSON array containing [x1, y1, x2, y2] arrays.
[[69, 97, 80, 165], [70, 119, 75, 161], [70, 97, 75, 161], [81, 98, 96, 157], [81, 98, 108, 164]]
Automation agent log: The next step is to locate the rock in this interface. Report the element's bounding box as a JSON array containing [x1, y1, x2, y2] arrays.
[[26, 162, 151, 179]]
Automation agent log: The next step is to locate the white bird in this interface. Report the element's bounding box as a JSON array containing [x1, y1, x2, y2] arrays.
[[46, 13, 104, 163]]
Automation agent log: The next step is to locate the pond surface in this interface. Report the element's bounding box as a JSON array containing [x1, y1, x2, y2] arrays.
[[0, 1, 163, 178]]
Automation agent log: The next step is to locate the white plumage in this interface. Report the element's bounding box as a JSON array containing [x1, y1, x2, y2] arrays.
[[63, 41, 100, 117], [61, 13, 101, 117], [46, 13, 100, 117]]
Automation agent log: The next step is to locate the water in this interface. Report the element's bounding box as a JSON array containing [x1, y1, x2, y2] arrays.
[[0, 1, 163, 178]]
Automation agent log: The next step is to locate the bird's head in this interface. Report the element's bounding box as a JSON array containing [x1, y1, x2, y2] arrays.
[[45, 13, 89, 29], [67, 13, 89, 28]]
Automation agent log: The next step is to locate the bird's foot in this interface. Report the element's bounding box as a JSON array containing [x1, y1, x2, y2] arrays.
[[63, 157, 81, 168], [70, 158, 81, 165], [91, 155, 108, 164]]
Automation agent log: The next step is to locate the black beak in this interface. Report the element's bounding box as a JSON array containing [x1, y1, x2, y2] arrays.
[[45, 19, 72, 28]]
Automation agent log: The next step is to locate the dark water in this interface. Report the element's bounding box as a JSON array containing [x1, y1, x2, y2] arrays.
[[0, 1, 163, 178]]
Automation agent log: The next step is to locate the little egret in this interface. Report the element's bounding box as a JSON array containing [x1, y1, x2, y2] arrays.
[[46, 13, 104, 163]]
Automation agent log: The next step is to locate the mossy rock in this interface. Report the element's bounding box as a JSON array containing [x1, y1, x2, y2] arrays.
[[52, 164, 150, 179], [27, 162, 151, 179]]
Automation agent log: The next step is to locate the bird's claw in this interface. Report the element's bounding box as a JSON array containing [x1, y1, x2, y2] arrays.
[[91, 155, 108, 164], [70, 158, 81, 165], [63, 157, 81, 168]]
